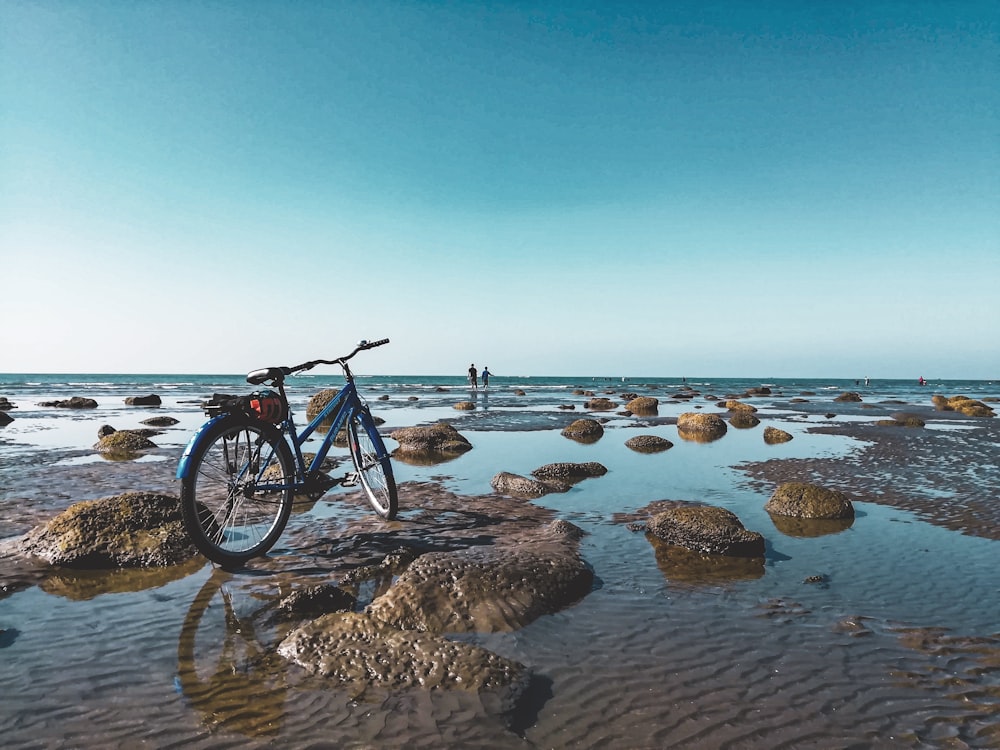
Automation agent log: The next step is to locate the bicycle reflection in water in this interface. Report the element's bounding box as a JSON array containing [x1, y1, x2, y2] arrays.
[[175, 569, 290, 738]]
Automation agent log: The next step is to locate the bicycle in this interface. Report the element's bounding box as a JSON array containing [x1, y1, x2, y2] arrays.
[[177, 338, 398, 568]]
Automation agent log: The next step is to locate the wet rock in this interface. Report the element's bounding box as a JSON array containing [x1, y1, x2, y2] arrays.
[[513, 389, 526, 396], [947, 396, 995, 418], [306, 388, 338, 428], [765, 482, 854, 519], [584, 397, 616, 411], [124, 394, 161, 406], [763, 426, 793, 444], [0, 397, 15, 410], [625, 396, 658, 415], [93, 430, 157, 455], [729, 412, 760, 429], [276, 584, 357, 620], [278, 611, 531, 703], [390, 423, 472, 460], [647, 504, 765, 557], [454, 401, 476, 410], [649, 538, 765, 585], [377, 394, 390, 400], [97, 424, 116, 439], [531, 462, 607, 482], [624, 435, 673, 453], [676, 412, 727, 442], [366, 520, 592, 633], [0, 412, 12, 427], [835, 392, 863, 402], [745, 387, 771, 396], [560, 418, 603, 443], [141, 415, 179, 426], [721, 400, 757, 413], [877, 413, 926, 428], [491, 472, 561, 498], [19, 492, 197, 568], [39, 397, 97, 409]]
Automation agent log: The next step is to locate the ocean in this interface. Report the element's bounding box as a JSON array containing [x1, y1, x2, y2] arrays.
[[1, 372, 998, 748]]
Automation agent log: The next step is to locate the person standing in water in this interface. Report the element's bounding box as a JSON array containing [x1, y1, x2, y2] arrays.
[[468, 364, 478, 389], [482, 366, 491, 388]]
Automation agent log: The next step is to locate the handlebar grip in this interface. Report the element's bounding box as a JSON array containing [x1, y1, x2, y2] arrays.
[[365, 338, 390, 348]]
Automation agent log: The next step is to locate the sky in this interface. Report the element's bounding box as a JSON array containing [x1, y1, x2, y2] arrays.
[[2, 1, 998, 379]]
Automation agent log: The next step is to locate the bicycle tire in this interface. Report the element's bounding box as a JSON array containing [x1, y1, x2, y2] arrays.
[[348, 409, 398, 520], [180, 416, 295, 567]]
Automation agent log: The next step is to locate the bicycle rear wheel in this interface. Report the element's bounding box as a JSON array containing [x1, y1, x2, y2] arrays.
[[348, 409, 398, 519], [180, 416, 295, 567]]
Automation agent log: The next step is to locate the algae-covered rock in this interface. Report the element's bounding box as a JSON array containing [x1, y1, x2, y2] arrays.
[[491, 471, 562, 498], [625, 396, 658, 415], [39, 397, 97, 409], [141, 415, 180, 426], [765, 482, 854, 519], [729, 412, 760, 429], [453, 401, 476, 410], [721, 400, 757, 413], [390, 423, 472, 461], [93, 430, 157, 455], [124, 394, 161, 406], [877, 413, 926, 428], [531, 462, 607, 481], [584, 397, 616, 411], [763, 426, 793, 444], [647, 504, 764, 557], [624, 435, 673, 453], [676, 412, 727, 442], [835, 392, 863, 402], [561, 418, 604, 443], [19, 492, 196, 568]]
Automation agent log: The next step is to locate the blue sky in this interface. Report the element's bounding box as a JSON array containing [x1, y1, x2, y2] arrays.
[[2, 1, 998, 378]]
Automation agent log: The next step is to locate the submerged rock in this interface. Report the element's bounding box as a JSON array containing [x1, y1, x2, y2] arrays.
[[491, 471, 562, 498], [647, 504, 765, 557], [141, 415, 180, 426], [765, 482, 854, 519], [19, 492, 197, 568]]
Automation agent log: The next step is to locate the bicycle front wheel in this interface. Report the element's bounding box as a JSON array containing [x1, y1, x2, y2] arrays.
[[348, 410, 398, 520], [180, 417, 295, 568]]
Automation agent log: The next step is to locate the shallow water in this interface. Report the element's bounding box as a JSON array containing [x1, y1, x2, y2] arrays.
[[1, 374, 999, 747]]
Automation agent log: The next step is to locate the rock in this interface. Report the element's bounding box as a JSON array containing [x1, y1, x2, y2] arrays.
[[306, 389, 339, 427], [728, 412, 760, 429], [763, 426, 793, 444], [876, 413, 925, 428], [97, 424, 116, 439], [721, 400, 757, 413], [745, 387, 771, 396], [514, 389, 526, 396], [624, 435, 673, 453], [276, 584, 357, 620], [278, 611, 530, 703], [560, 418, 603, 443], [124, 394, 161, 406], [39, 397, 97, 409], [93, 430, 157, 455], [0, 397, 15, 410], [647, 504, 765, 557], [19, 492, 197, 567], [765, 482, 854, 519], [491, 472, 560, 498], [584, 397, 616, 410], [141, 416, 179, 426], [835, 392, 862, 402], [453, 401, 476, 410], [0, 412, 12, 427], [531, 462, 607, 481], [377, 394, 390, 400], [366, 520, 592, 633], [625, 396, 658, 415], [390, 423, 472, 457], [676, 412, 727, 442]]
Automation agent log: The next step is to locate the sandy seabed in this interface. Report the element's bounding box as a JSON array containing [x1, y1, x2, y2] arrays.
[[1, 391, 999, 749]]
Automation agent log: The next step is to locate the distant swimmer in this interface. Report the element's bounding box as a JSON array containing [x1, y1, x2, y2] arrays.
[[918, 376, 926, 386]]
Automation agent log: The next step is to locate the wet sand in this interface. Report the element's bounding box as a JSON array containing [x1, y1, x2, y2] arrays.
[[2, 393, 999, 748]]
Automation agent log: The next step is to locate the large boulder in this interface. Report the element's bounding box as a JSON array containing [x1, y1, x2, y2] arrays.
[[676, 412, 727, 442], [19, 492, 197, 568], [763, 426, 793, 444], [764, 482, 854, 519], [561, 418, 604, 443], [625, 396, 658, 415], [720, 400, 757, 413], [728, 412, 760, 429], [647, 504, 765, 557], [366, 520, 592, 633], [584, 397, 616, 411]]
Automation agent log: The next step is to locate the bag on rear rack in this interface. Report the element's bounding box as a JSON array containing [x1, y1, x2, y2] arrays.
[[201, 390, 286, 423]]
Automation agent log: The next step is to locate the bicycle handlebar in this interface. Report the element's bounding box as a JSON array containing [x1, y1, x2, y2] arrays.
[[292, 338, 390, 374]]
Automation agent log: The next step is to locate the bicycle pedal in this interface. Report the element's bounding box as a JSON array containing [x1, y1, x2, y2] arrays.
[[340, 473, 359, 487]]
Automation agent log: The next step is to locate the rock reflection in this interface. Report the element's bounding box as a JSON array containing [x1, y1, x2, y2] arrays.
[[39, 556, 205, 600], [648, 536, 765, 586], [767, 514, 855, 538]]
